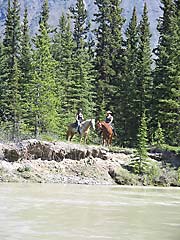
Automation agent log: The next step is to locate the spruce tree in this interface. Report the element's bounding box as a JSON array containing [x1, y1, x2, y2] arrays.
[[69, 0, 89, 49], [52, 13, 75, 137], [137, 3, 152, 117], [135, 3, 153, 145], [94, 0, 124, 119], [94, 0, 112, 118], [19, 8, 32, 132], [136, 111, 148, 173], [0, 0, 22, 139], [39, 0, 49, 31], [0, 41, 11, 124], [153, 0, 180, 146], [20, 8, 32, 86], [120, 7, 139, 146], [69, 0, 95, 118], [108, 0, 124, 102], [174, 0, 180, 146], [30, 3, 58, 137], [153, 121, 165, 147]]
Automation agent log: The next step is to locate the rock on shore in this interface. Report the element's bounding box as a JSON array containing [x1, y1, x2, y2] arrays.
[[0, 139, 132, 184]]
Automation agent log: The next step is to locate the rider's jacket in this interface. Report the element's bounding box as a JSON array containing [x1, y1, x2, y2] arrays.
[[76, 113, 84, 123], [105, 115, 113, 124]]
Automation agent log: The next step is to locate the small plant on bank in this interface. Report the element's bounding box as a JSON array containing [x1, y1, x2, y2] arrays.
[[152, 121, 165, 148], [130, 111, 149, 174]]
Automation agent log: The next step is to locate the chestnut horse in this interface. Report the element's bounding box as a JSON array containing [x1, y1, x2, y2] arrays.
[[67, 119, 95, 143], [96, 121, 113, 146]]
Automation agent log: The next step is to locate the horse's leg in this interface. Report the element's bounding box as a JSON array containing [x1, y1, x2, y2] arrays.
[[80, 134, 83, 143], [67, 130, 70, 141], [84, 131, 88, 144], [70, 133, 75, 141], [102, 135, 106, 146], [110, 135, 112, 146]]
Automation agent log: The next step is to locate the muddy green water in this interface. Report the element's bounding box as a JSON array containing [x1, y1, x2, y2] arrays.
[[0, 184, 180, 240]]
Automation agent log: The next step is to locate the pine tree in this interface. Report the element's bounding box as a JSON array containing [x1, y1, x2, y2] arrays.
[[30, 4, 58, 137], [0, 0, 22, 139], [108, 0, 124, 104], [136, 111, 148, 173], [19, 8, 32, 133], [69, 0, 89, 49], [52, 13, 76, 137], [94, 0, 124, 119], [69, 0, 95, 118], [119, 7, 139, 146], [39, 0, 49, 31], [20, 8, 32, 86], [10, 58, 22, 140], [94, 0, 112, 118], [136, 3, 152, 118], [153, 0, 180, 146], [153, 121, 165, 147], [1, 0, 13, 118], [174, 0, 180, 146], [0, 41, 9, 122]]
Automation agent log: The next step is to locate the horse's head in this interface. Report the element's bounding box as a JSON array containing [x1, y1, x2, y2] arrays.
[[96, 120, 102, 130]]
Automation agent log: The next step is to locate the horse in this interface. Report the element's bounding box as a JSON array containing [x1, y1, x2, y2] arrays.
[[67, 119, 95, 143], [96, 121, 113, 146]]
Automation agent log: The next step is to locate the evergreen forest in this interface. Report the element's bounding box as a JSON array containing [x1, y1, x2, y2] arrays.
[[0, 0, 179, 148]]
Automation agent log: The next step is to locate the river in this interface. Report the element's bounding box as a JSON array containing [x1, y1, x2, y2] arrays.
[[0, 184, 180, 240]]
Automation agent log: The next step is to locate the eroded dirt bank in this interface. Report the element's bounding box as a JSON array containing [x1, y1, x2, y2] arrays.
[[0, 139, 179, 186], [0, 139, 132, 184]]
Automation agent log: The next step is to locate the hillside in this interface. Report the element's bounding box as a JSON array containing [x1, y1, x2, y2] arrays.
[[0, 0, 162, 47]]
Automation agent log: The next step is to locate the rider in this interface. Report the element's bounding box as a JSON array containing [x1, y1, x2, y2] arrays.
[[105, 110, 117, 136], [76, 108, 84, 134]]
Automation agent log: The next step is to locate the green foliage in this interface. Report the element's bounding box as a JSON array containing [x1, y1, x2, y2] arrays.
[[136, 3, 152, 123], [141, 161, 160, 185], [0, 0, 179, 147], [69, 1, 95, 122], [118, 5, 152, 147], [152, 0, 180, 146], [52, 9, 95, 139], [69, 0, 89, 49], [29, 2, 58, 137], [158, 144, 180, 154], [118, 7, 139, 146], [39, 0, 50, 31], [19, 8, 33, 133], [152, 121, 165, 147], [130, 112, 149, 174], [0, 0, 22, 140], [112, 166, 139, 185], [137, 112, 148, 160], [129, 158, 149, 175], [51, 14, 75, 138], [94, 0, 124, 119]]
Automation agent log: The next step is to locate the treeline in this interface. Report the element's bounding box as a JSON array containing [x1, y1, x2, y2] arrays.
[[0, 0, 179, 147]]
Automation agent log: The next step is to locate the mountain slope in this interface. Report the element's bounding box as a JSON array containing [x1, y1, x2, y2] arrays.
[[0, 0, 161, 46]]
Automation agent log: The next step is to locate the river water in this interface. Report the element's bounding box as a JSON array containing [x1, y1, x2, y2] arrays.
[[0, 184, 180, 240]]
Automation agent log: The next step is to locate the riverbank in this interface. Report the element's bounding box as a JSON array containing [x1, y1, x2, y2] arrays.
[[0, 139, 179, 186]]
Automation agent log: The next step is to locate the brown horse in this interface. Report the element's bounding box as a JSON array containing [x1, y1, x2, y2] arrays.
[[67, 119, 95, 143], [96, 121, 113, 146]]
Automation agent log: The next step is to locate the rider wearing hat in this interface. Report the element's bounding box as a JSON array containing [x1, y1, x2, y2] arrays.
[[76, 108, 84, 134], [105, 110, 117, 136], [105, 110, 113, 125]]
